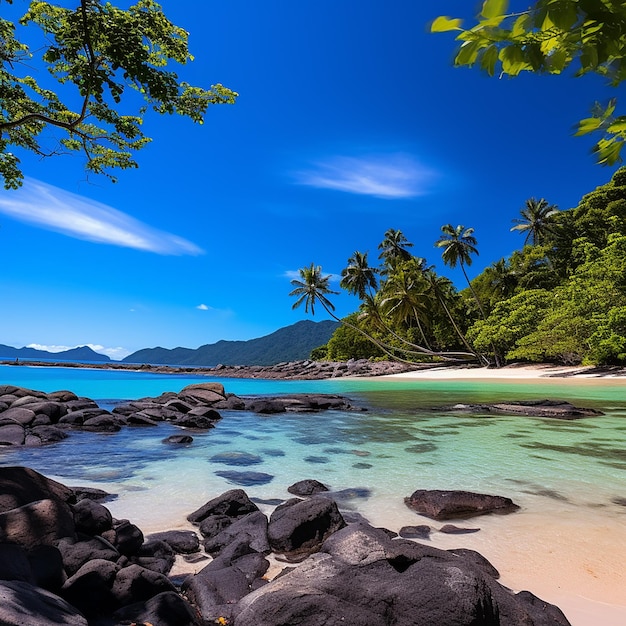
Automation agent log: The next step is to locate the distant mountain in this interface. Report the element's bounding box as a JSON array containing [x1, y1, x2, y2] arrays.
[[0, 344, 111, 362], [123, 320, 339, 366]]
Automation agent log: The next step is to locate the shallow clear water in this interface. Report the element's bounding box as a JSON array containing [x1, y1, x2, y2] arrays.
[[1, 365, 625, 623]]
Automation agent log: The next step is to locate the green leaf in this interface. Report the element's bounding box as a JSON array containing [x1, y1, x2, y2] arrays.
[[480, 45, 499, 76], [481, 0, 509, 20], [575, 117, 603, 136], [431, 16, 463, 33]]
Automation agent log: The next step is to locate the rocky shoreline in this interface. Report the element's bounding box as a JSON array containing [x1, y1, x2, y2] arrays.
[[0, 466, 572, 625], [0, 358, 422, 379]]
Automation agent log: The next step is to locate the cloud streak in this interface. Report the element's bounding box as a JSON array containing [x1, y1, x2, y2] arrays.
[[295, 154, 435, 199], [27, 343, 131, 360], [0, 179, 204, 255]]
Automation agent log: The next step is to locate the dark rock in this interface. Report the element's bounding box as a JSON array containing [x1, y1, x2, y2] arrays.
[[175, 413, 218, 429], [28, 545, 67, 592], [0, 406, 36, 425], [287, 478, 328, 497], [182, 546, 269, 624], [0, 424, 25, 445], [124, 412, 159, 426], [0, 543, 34, 583], [199, 514, 234, 539], [70, 486, 114, 502], [439, 524, 481, 534], [0, 580, 88, 626], [399, 524, 432, 539], [81, 413, 121, 432], [447, 548, 500, 579], [72, 498, 113, 535], [0, 499, 76, 549], [188, 489, 259, 525], [203, 510, 269, 556], [163, 434, 194, 444], [147, 530, 200, 554], [210, 451, 263, 466], [101, 519, 144, 556], [405, 489, 520, 520], [268, 496, 346, 556], [234, 522, 570, 626], [29, 425, 69, 444], [61, 558, 119, 617], [215, 471, 274, 486], [245, 399, 287, 414], [55, 536, 119, 576], [132, 539, 176, 574], [112, 590, 197, 626], [0, 467, 74, 512], [327, 487, 372, 501], [437, 399, 603, 420], [111, 563, 178, 606]]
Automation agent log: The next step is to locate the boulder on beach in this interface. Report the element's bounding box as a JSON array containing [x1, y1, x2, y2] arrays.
[[404, 489, 520, 520]]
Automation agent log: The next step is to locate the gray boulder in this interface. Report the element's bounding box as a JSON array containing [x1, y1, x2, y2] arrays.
[[233, 523, 570, 626], [405, 489, 520, 520], [0, 580, 88, 626], [268, 496, 345, 557]]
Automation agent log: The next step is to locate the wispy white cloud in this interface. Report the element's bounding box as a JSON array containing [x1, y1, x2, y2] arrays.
[[295, 154, 435, 199], [26, 343, 131, 360], [196, 304, 210, 311], [0, 178, 204, 255]]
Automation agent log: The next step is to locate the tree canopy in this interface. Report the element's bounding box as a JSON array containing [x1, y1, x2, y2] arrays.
[[432, 0, 626, 165], [0, 0, 237, 189]]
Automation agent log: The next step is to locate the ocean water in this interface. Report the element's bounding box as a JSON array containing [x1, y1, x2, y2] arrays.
[[1, 364, 625, 624]]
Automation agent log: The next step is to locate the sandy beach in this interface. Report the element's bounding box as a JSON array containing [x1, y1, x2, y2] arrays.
[[381, 362, 626, 381]]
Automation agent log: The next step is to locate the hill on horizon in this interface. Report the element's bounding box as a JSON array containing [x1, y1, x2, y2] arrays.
[[122, 320, 339, 366], [0, 345, 111, 362]]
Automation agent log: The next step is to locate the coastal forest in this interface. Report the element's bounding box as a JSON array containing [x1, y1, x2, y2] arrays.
[[293, 168, 626, 367]]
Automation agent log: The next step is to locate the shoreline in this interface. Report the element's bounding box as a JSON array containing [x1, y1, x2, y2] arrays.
[[378, 363, 626, 382], [3, 358, 626, 382]]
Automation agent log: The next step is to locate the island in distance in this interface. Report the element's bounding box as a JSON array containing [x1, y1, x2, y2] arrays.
[[0, 320, 339, 367]]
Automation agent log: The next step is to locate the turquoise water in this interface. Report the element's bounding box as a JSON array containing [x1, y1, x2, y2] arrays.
[[2, 364, 625, 622], [1, 364, 625, 519]]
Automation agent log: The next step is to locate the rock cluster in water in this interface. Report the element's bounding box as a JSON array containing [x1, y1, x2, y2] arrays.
[[436, 399, 604, 420], [0, 466, 571, 626], [0, 384, 362, 447]]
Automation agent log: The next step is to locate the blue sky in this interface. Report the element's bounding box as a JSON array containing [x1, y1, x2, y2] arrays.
[[0, 0, 619, 359]]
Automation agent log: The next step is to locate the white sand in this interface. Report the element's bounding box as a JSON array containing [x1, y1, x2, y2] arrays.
[[380, 363, 626, 381]]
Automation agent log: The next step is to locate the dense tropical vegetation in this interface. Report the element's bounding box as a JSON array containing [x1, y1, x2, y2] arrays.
[[291, 167, 626, 367]]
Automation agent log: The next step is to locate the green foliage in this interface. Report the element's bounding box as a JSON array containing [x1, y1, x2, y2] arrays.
[[325, 314, 384, 361], [433, 0, 626, 165], [0, 0, 237, 188], [467, 289, 553, 362]]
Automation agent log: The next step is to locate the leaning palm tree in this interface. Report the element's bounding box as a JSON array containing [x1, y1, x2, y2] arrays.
[[378, 228, 413, 273], [340, 251, 378, 299], [511, 198, 559, 246], [291, 264, 476, 363], [435, 224, 500, 365], [380, 266, 432, 350], [290, 263, 414, 363], [289, 263, 339, 316]]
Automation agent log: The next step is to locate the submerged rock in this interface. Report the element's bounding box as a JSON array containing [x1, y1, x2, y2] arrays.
[[437, 399, 604, 419]]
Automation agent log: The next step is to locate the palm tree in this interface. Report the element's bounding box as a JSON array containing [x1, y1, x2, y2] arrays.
[[290, 263, 415, 363], [435, 224, 498, 364], [435, 224, 485, 310], [289, 263, 339, 316], [485, 258, 517, 299], [511, 198, 559, 246], [340, 251, 378, 299], [380, 264, 432, 350], [423, 267, 482, 360], [378, 228, 413, 273], [290, 264, 476, 363]]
